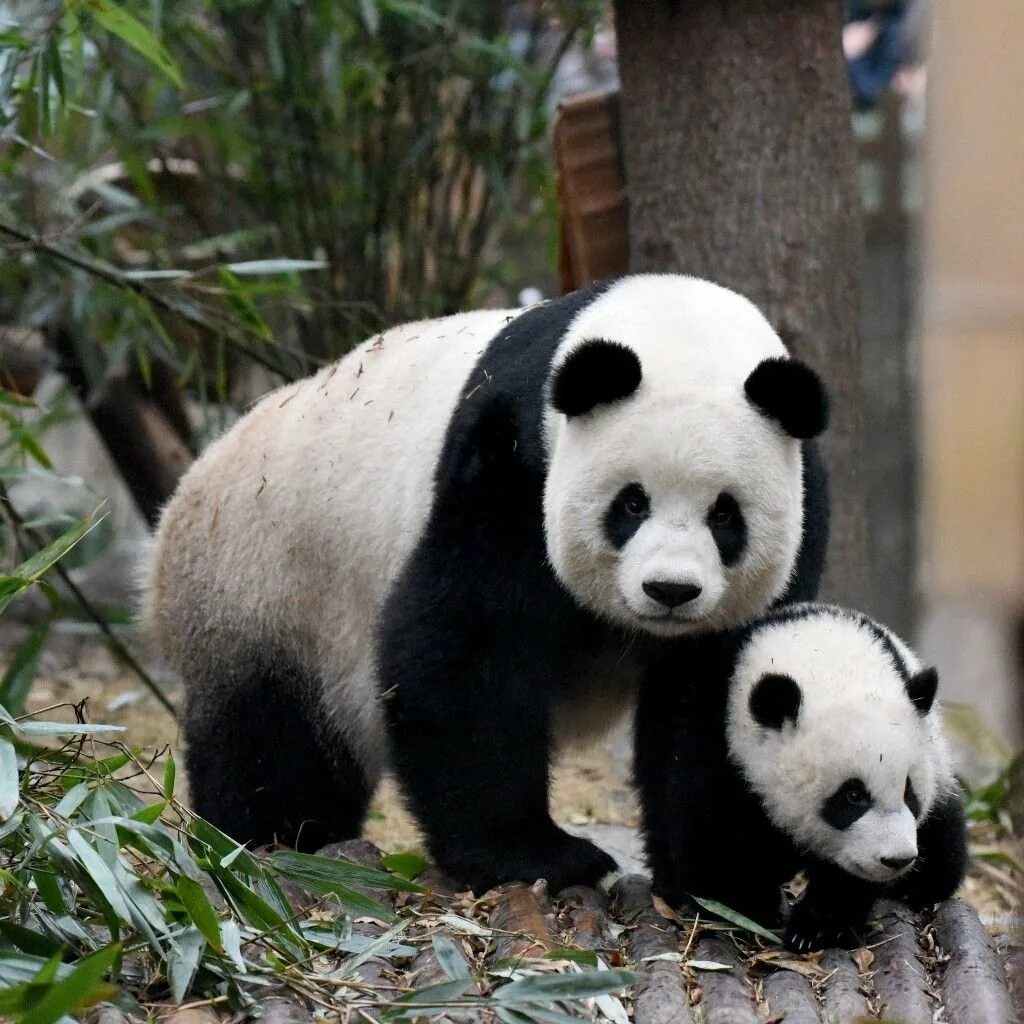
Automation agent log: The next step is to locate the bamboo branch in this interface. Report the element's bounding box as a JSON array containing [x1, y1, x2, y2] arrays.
[[0, 218, 295, 381], [0, 481, 176, 717]]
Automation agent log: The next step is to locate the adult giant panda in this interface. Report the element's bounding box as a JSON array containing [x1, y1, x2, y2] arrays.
[[635, 603, 967, 952], [143, 274, 830, 893]]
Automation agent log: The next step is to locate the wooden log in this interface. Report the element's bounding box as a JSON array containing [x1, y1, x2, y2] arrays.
[[409, 941, 482, 1024], [89, 1007, 127, 1024], [252, 994, 312, 1023], [557, 885, 615, 951], [489, 881, 555, 960], [933, 899, 1016, 1024], [871, 901, 934, 1024], [633, 958, 693, 1024], [692, 936, 758, 1024], [159, 1009, 220, 1024], [762, 970, 821, 1024], [614, 876, 696, 1024], [610, 873, 656, 923], [611, 876, 694, 1024], [1003, 944, 1024, 1018], [818, 949, 871, 1024]]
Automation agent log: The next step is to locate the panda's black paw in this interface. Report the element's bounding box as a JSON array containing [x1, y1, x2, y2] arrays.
[[439, 829, 618, 895], [784, 902, 862, 954]]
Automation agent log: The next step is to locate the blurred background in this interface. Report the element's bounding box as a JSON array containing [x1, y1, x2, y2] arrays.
[[0, 0, 1021, 907]]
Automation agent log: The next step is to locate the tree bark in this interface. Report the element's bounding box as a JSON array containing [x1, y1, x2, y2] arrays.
[[613, 0, 866, 606], [52, 328, 194, 528]]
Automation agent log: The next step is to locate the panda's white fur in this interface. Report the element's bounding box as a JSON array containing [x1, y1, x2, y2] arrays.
[[145, 308, 515, 776], [543, 277, 800, 636], [726, 605, 957, 885]]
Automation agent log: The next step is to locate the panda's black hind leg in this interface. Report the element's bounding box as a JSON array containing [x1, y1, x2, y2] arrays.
[[182, 650, 371, 852]]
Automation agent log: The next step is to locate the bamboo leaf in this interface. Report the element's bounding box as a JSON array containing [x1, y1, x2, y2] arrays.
[[20, 944, 119, 1024], [268, 849, 424, 894], [691, 896, 781, 944], [88, 0, 183, 88], [494, 968, 638, 1003], [0, 623, 49, 714], [381, 851, 427, 880], [167, 926, 205, 1002], [177, 875, 223, 952], [163, 752, 176, 799], [0, 509, 105, 614], [66, 830, 133, 922], [0, 737, 19, 820], [432, 934, 469, 980], [224, 258, 327, 275]]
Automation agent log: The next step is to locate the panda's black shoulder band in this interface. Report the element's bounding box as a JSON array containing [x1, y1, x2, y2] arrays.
[[551, 339, 642, 418], [744, 357, 829, 439]]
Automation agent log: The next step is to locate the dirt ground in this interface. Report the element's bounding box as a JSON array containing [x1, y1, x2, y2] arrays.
[[10, 622, 1022, 927]]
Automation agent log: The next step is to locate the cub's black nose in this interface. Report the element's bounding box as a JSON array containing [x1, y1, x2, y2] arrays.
[[642, 580, 702, 609], [880, 855, 915, 871]]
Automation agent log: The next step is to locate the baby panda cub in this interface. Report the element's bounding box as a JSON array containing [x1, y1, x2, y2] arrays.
[[635, 603, 968, 953]]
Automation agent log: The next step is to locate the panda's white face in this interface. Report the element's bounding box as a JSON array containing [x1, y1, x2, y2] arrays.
[[542, 275, 820, 637], [726, 607, 953, 884], [544, 395, 802, 636]]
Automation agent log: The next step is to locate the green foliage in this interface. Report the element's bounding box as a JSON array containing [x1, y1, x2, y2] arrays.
[[2, 0, 601, 407], [0, 704, 636, 1017], [0, 507, 104, 616], [690, 896, 781, 944]]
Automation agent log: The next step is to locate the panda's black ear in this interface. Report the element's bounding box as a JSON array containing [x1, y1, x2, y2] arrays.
[[744, 357, 829, 439], [550, 339, 642, 417], [906, 667, 939, 716], [750, 673, 802, 730]]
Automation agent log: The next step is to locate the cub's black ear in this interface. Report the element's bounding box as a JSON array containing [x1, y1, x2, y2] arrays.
[[744, 357, 829, 439], [906, 667, 939, 716], [551, 339, 642, 417], [750, 673, 802, 730]]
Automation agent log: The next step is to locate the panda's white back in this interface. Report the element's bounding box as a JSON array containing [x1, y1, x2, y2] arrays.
[[144, 308, 518, 775]]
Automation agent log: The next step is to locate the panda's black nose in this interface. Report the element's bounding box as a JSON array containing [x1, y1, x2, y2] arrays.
[[881, 855, 915, 871], [642, 580, 702, 609]]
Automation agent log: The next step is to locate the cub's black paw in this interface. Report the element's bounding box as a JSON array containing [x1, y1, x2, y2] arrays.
[[784, 901, 863, 954]]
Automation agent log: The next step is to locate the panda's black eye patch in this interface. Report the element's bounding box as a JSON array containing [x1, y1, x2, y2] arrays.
[[904, 776, 921, 818], [604, 483, 650, 549], [707, 492, 746, 567], [821, 777, 873, 830]]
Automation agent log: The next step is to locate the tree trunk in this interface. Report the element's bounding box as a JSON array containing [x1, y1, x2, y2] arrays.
[[613, 0, 865, 606]]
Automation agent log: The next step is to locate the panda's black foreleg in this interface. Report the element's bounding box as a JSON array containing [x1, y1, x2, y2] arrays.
[[182, 648, 371, 852], [892, 788, 969, 909], [381, 623, 617, 895], [785, 859, 879, 953]]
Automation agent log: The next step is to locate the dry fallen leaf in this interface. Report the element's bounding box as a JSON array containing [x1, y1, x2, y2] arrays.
[[651, 894, 686, 925], [853, 946, 875, 973], [749, 951, 823, 979]]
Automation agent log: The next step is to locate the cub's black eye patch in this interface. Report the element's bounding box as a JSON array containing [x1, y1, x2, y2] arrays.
[[821, 777, 873, 830], [904, 776, 921, 818], [707, 492, 746, 567], [604, 483, 650, 549]]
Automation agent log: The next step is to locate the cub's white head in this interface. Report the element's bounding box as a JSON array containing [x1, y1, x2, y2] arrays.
[[542, 275, 828, 637], [726, 605, 955, 884]]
